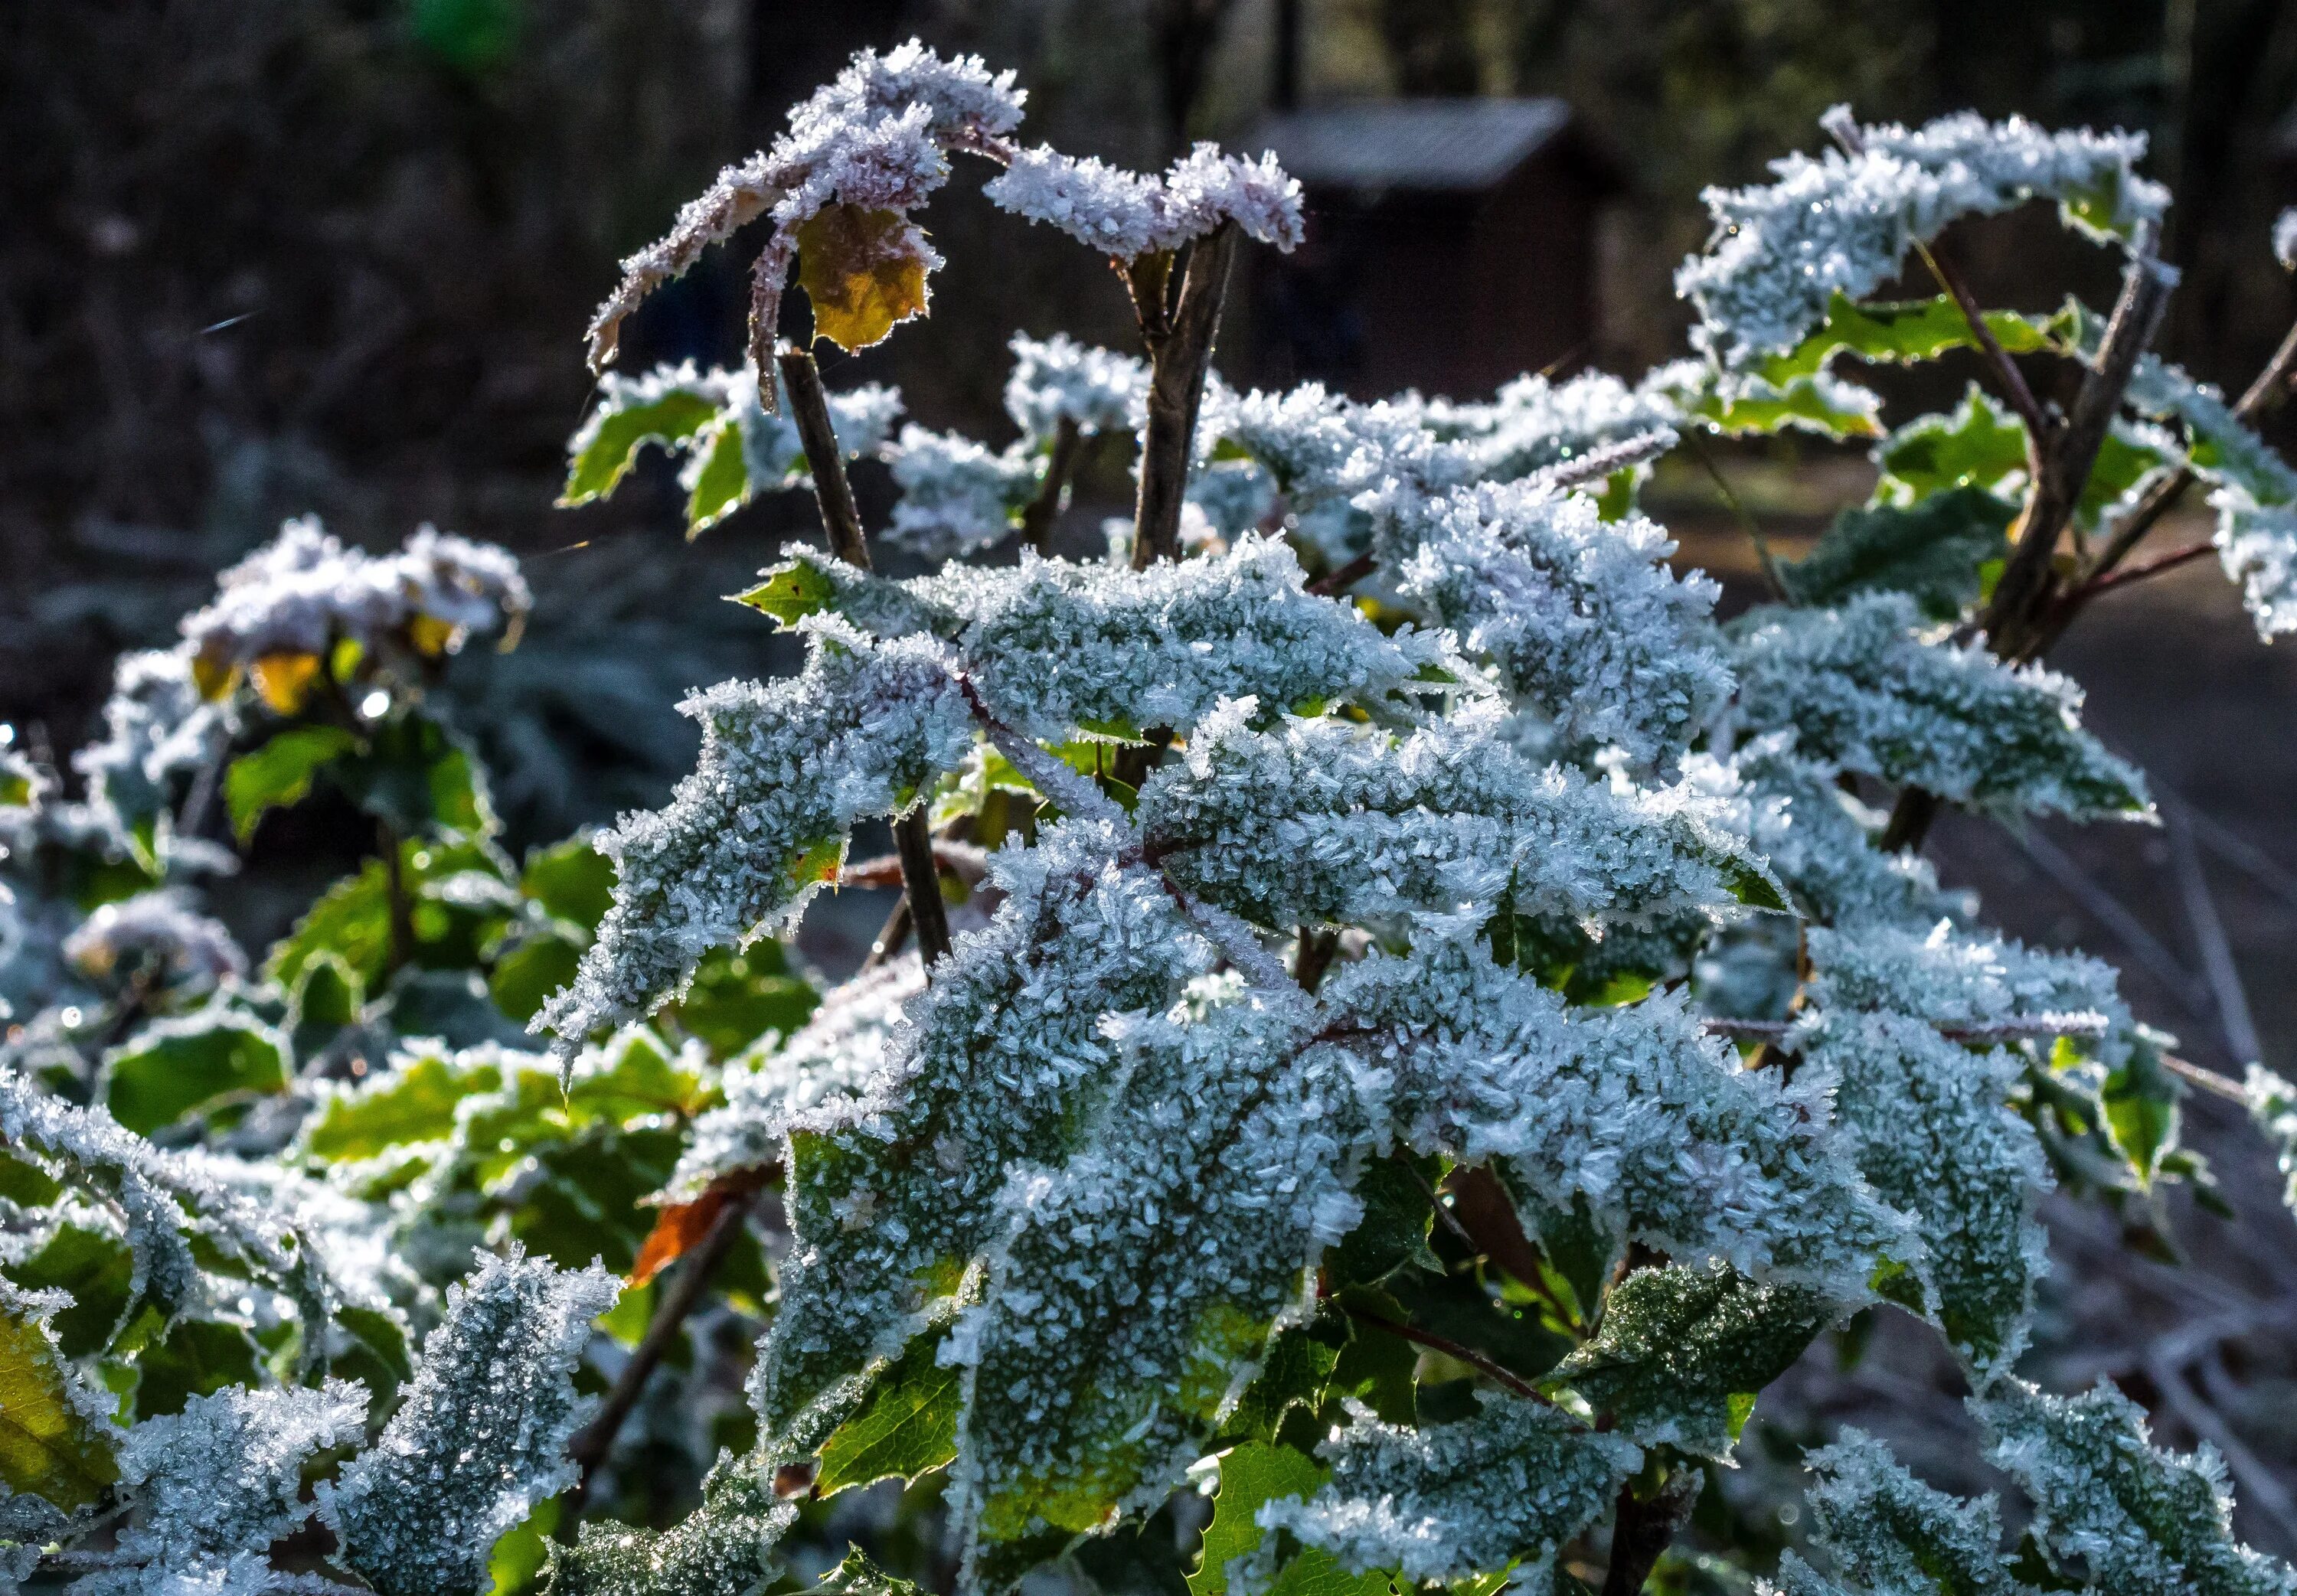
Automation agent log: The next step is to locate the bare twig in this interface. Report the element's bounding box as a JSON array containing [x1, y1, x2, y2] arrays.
[[2157, 1051, 2252, 1105], [1914, 240, 2056, 455], [2076, 536, 2216, 598], [2008, 825, 2211, 1016], [564, 1192, 757, 1516], [1703, 1013, 2109, 1046], [1307, 550, 1376, 598], [777, 341, 951, 973], [1132, 224, 1239, 570], [1682, 430, 1789, 601], [2168, 803, 2263, 1065], [1018, 414, 1084, 554], [1341, 1302, 1552, 1406]]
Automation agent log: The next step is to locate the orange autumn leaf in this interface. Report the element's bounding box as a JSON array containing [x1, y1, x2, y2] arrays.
[[628, 1168, 770, 1286], [796, 204, 933, 352]]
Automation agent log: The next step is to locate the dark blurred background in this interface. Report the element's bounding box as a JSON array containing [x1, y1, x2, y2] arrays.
[[11, 0, 2297, 1545]]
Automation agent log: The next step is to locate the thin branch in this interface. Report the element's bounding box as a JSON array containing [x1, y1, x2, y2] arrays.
[[1306, 550, 1376, 598], [2168, 803, 2263, 1064], [778, 341, 950, 974], [1702, 1013, 2110, 1046], [858, 894, 912, 973], [836, 843, 990, 890], [1341, 1302, 1553, 1406], [1132, 224, 1239, 570], [564, 1192, 757, 1513], [1914, 240, 2056, 453], [1018, 415, 1085, 554], [774, 344, 868, 566], [1533, 426, 1679, 490], [2180, 801, 2297, 920], [2158, 1050, 2253, 1105], [2078, 536, 2215, 597], [1682, 431, 1788, 600]]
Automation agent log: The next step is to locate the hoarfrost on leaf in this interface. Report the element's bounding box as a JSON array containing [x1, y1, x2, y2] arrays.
[[322, 1247, 617, 1596], [1800, 1427, 2027, 1596], [1253, 1393, 1640, 1585]]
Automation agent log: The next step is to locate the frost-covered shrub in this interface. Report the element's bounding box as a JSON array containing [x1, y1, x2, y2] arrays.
[[7, 41, 2297, 1596]]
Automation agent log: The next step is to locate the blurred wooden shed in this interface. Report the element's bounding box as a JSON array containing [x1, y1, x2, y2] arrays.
[[1245, 100, 1625, 400]]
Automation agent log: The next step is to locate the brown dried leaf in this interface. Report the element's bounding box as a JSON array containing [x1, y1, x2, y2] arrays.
[[796, 204, 933, 353]]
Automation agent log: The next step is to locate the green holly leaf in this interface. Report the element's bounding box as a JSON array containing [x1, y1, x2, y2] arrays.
[[332, 713, 496, 842], [101, 1007, 290, 1135], [815, 1329, 962, 1496], [666, 944, 818, 1059], [1755, 294, 2061, 387], [1874, 386, 2030, 508], [225, 726, 361, 842], [1550, 1260, 1835, 1457], [299, 1048, 505, 1163], [1189, 1442, 1334, 1596], [521, 837, 617, 935], [1782, 487, 2017, 622], [2, 1226, 135, 1360], [684, 417, 753, 535], [0, 1282, 119, 1513], [562, 387, 724, 506], [733, 560, 839, 629]]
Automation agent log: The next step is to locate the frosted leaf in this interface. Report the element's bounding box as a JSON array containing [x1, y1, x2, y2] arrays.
[[1328, 935, 1909, 1293], [750, 821, 1209, 1452], [2277, 208, 2297, 272], [62, 893, 243, 1003], [1980, 1379, 2297, 1596], [1391, 481, 1731, 766], [2105, 351, 2297, 638], [1729, 592, 2148, 819], [1550, 1260, 1840, 1458], [180, 517, 528, 677], [322, 1247, 617, 1596], [985, 142, 1302, 259], [551, 1459, 796, 1596], [73, 648, 231, 853], [111, 1381, 366, 1576], [2245, 1066, 2297, 1217], [536, 621, 975, 1052], [1141, 700, 1779, 932], [1424, 370, 1686, 482], [1734, 736, 1948, 929], [947, 995, 1372, 1575], [668, 958, 924, 1203], [1800, 1427, 2026, 1596], [884, 426, 1044, 559], [587, 41, 1022, 368], [1253, 1393, 1640, 1585], [768, 534, 1440, 739], [1003, 333, 1148, 442], [1680, 108, 2166, 364], [1799, 931, 2063, 1379]]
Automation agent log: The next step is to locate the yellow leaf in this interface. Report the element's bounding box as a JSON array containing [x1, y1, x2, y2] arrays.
[[0, 1291, 118, 1513], [250, 652, 324, 715], [191, 651, 240, 703], [796, 204, 933, 352], [407, 613, 460, 658]]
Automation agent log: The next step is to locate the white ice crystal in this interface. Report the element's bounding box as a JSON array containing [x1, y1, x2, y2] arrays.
[[1980, 1379, 2297, 1596], [2247, 1066, 2297, 1218], [884, 426, 1042, 558], [1733, 735, 1948, 929], [985, 142, 1302, 259], [1327, 935, 1910, 1293], [1394, 481, 1731, 766], [322, 1248, 617, 1596], [1141, 700, 1777, 932], [1002, 332, 1147, 442], [1681, 107, 2167, 364], [751, 821, 1210, 1451], [2275, 207, 2297, 273], [949, 993, 1378, 1578], [667, 958, 924, 1203], [1253, 1394, 1641, 1585], [537, 620, 976, 1052], [1800, 1428, 2023, 1596], [1729, 592, 2149, 818], [109, 1381, 368, 1584], [179, 517, 528, 675], [587, 41, 1024, 367]]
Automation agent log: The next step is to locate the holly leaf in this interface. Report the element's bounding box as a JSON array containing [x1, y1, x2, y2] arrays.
[[797, 204, 933, 354], [684, 416, 752, 537], [1782, 487, 2016, 622], [1549, 1260, 1835, 1457], [226, 726, 361, 842], [563, 386, 723, 507], [102, 1007, 290, 1135], [1189, 1441, 1333, 1596], [2, 1226, 134, 1360], [814, 1329, 963, 1496], [733, 559, 840, 630], [1756, 294, 2061, 387], [1874, 385, 2028, 508]]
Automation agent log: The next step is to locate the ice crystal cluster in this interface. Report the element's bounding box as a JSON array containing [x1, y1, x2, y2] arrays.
[[16, 50, 2297, 1596]]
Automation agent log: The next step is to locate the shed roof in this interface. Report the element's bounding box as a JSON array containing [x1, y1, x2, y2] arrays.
[[1250, 99, 1579, 192]]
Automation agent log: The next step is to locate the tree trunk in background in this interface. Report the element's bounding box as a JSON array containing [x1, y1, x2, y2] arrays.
[[1149, 0, 1235, 156]]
